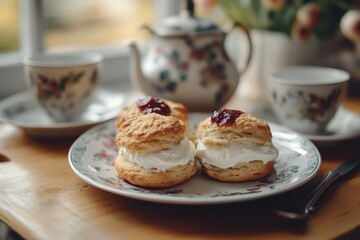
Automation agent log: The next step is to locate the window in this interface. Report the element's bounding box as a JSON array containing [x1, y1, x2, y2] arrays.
[[0, 0, 20, 53], [0, 0, 181, 99], [44, 0, 154, 51]]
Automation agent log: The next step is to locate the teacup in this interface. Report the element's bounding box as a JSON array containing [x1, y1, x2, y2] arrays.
[[23, 52, 103, 122], [269, 66, 349, 134]]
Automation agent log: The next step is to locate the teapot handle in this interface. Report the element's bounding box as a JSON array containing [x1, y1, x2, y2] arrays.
[[230, 22, 253, 75]]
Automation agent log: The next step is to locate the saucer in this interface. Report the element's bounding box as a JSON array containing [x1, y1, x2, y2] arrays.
[[252, 106, 360, 146], [0, 88, 139, 138]]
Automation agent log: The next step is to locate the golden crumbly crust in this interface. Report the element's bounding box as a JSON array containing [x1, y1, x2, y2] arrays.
[[197, 112, 272, 146], [115, 113, 186, 154], [197, 111, 276, 182], [116, 98, 189, 129], [115, 155, 196, 188], [185, 123, 198, 143], [198, 159, 274, 182]]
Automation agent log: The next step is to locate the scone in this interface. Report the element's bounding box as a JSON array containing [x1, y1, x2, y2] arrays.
[[116, 96, 197, 141], [196, 108, 278, 182], [115, 113, 196, 188]]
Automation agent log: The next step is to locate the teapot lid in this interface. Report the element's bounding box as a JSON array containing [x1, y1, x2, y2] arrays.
[[151, 0, 223, 37]]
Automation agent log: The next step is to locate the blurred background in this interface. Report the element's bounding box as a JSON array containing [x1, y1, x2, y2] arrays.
[[0, 0, 154, 52], [0, 0, 359, 99], [192, 0, 360, 98], [0, 0, 19, 53], [0, 0, 161, 99]]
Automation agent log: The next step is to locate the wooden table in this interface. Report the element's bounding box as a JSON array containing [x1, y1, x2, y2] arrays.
[[0, 92, 360, 240]]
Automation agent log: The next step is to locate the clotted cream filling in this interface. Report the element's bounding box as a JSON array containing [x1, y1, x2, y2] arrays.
[[119, 139, 196, 172], [196, 140, 278, 169]]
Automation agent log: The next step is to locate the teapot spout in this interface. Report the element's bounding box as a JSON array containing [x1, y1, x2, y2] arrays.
[[141, 23, 156, 36], [128, 42, 153, 94]]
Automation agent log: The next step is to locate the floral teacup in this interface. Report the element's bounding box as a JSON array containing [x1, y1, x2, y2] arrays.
[[269, 66, 349, 134], [23, 52, 103, 122]]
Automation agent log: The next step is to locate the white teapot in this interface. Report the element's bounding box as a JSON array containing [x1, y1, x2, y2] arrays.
[[129, 0, 252, 111]]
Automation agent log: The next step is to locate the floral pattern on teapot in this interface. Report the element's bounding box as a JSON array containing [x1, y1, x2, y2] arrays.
[[149, 36, 234, 105]]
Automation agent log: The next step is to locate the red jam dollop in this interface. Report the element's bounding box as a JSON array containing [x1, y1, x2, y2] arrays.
[[211, 108, 244, 126], [136, 96, 171, 116]]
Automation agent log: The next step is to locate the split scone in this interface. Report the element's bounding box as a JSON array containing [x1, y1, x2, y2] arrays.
[[196, 109, 278, 182], [116, 96, 197, 141], [115, 113, 196, 188]]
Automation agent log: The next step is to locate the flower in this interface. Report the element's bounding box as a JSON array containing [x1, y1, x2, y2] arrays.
[[291, 21, 313, 43], [194, 0, 219, 13], [296, 3, 321, 28], [261, 0, 286, 12], [291, 3, 321, 43], [340, 10, 360, 43]]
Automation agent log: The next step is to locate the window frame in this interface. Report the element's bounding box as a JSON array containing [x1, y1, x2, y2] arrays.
[[0, 0, 181, 99]]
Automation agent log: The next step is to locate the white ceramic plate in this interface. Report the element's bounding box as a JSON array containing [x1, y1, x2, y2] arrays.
[[68, 116, 321, 205], [252, 107, 360, 146], [0, 89, 139, 137]]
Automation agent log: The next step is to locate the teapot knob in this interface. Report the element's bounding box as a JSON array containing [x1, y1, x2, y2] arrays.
[[181, 0, 195, 17]]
